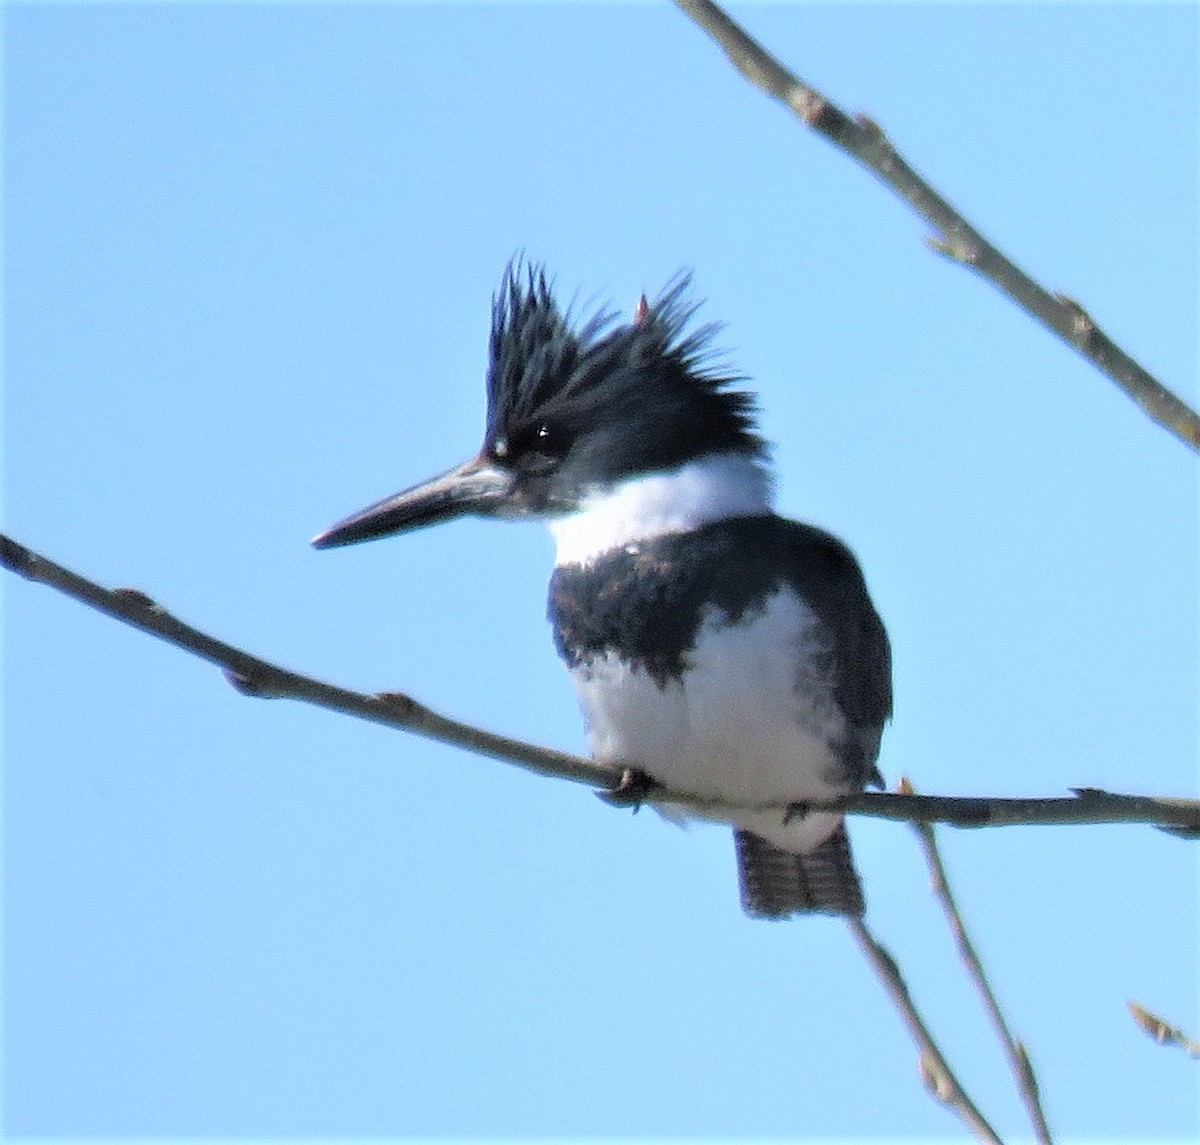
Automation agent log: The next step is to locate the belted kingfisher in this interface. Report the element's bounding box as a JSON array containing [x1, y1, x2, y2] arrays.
[[313, 262, 891, 919]]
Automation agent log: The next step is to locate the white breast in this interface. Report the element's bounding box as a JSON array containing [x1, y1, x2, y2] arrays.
[[549, 452, 772, 567], [568, 587, 850, 853]]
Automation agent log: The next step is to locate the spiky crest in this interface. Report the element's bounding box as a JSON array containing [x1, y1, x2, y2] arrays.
[[484, 260, 766, 490]]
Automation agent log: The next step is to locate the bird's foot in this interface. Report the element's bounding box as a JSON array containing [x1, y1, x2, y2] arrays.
[[782, 800, 812, 826], [596, 767, 658, 812]]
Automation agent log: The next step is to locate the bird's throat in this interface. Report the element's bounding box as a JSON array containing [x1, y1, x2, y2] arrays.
[[548, 452, 773, 567]]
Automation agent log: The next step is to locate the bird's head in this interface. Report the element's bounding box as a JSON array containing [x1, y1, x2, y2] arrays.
[[312, 260, 767, 550]]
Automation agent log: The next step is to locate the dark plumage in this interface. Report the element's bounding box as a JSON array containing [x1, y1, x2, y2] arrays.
[[550, 515, 891, 742], [735, 824, 865, 918], [482, 262, 766, 515]]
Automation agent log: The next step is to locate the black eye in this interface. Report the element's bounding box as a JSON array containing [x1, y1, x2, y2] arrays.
[[514, 421, 569, 475]]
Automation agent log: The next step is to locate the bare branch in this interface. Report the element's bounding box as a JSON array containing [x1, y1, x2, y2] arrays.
[[834, 788, 1200, 835], [847, 917, 1003, 1143], [4, 532, 1198, 836], [1128, 1002, 1200, 1060], [670, 0, 1200, 452], [0, 533, 612, 791], [901, 779, 1054, 1142]]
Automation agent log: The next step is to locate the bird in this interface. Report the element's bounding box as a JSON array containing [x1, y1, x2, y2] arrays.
[[312, 261, 892, 919]]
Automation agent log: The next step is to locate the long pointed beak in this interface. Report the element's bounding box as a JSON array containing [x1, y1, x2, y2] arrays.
[[311, 455, 515, 549]]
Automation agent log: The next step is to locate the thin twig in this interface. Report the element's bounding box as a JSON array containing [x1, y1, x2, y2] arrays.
[[1128, 1002, 1200, 1059], [846, 917, 1003, 1143], [670, 0, 1200, 452], [901, 779, 1054, 1142], [4, 532, 1199, 836], [835, 788, 1200, 835], [0, 534, 607, 789]]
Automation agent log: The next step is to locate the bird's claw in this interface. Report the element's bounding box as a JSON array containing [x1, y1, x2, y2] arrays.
[[597, 767, 657, 812], [782, 800, 812, 826]]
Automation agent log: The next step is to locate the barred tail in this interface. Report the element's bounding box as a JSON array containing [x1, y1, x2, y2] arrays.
[[734, 823, 864, 919]]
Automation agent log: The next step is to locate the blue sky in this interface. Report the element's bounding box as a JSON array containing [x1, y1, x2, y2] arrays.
[[4, 2, 1197, 1140]]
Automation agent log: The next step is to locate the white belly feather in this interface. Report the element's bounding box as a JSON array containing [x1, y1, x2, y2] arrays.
[[567, 588, 849, 853]]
